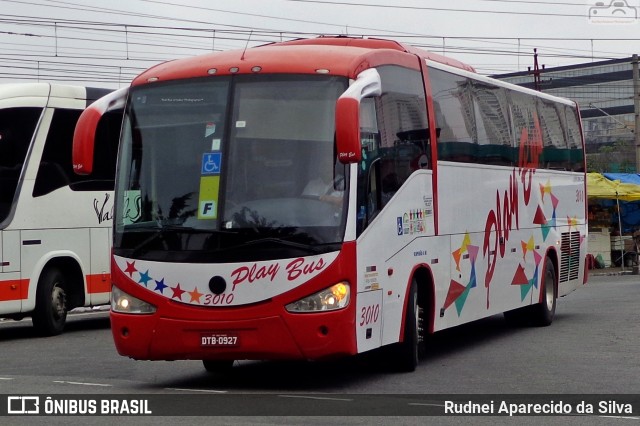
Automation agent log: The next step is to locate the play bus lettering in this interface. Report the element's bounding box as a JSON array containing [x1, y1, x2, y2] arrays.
[[0, 83, 120, 335], [73, 37, 587, 372]]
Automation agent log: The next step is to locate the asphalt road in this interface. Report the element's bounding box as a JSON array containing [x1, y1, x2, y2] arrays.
[[1, 272, 639, 425]]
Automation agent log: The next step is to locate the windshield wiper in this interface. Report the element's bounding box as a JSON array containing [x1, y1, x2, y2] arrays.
[[161, 224, 238, 233], [128, 225, 238, 257], [129, 228, 166, 258], [228, 237, 324, 254]]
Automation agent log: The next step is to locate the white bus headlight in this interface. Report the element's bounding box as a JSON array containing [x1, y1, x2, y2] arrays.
[[285, 282, 350, 312], [111, 285, 156, 314]]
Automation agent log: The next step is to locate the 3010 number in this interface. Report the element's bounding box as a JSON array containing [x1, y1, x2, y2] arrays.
[[359, 304, 380, 327]]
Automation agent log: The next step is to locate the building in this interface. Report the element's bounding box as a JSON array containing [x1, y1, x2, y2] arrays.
[[494, 56, 638, 172]]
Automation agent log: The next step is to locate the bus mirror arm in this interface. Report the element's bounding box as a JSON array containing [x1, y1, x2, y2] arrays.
[[335, 68, 382, 164], [73, 87, 128, 175]]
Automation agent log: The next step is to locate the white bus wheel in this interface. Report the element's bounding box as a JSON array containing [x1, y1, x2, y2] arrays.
[[531, 259, 557, 327]]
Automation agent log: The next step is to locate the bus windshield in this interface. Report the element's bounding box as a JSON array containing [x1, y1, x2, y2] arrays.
[[114, 75, 349, 262], [0, 107, 42, 224]]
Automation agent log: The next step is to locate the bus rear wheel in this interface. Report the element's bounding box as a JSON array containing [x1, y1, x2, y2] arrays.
[[503, 258, 557, 327], [202, 360, 235, 373], [531, 258, 557, 327], [32, 267, 68, 336]]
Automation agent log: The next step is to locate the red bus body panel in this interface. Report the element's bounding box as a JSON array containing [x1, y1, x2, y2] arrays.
[[111, 243, 358, 361], [130, 37, 470, 87]]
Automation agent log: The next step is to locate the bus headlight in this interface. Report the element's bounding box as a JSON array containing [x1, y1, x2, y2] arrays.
[[111, 285, 156, 314], [285, 282, 350, 312]]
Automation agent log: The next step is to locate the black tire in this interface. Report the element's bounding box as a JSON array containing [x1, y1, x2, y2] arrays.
[[394, 279, 424, 372], [504, 259, 557, 327], [531, 258, 557, 327], [202, 360, 235, 373], [32, 267, 68, 336]]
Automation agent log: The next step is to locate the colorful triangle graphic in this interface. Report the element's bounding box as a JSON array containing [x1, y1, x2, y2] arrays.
[[444, 279, 467, 310], [511, 264, 529, 286], [454, 286, 471, 316], [533, 206, 547, 225]]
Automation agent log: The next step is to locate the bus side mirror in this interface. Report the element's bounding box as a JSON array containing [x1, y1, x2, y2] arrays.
[[335, 68, 381, 164], [73, 87, 128, 175]]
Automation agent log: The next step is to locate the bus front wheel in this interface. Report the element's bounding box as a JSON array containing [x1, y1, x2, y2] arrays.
[[32, 267, 68, 336], [394, 279, 424, 372]]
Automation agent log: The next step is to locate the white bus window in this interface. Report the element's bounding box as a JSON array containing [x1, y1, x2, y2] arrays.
[[0, 107, 41, 221]]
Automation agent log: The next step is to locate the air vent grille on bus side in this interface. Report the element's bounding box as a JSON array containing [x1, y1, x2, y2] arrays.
[[559, 231, 581, 282]]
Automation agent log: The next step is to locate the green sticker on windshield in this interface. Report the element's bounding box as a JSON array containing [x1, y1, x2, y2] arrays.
[[198, 176, 220, 219], [122, 190, 142, 225]]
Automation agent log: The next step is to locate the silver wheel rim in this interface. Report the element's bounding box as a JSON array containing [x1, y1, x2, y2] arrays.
[[51, 284, 66, 321], [544, 266, 554, 310]]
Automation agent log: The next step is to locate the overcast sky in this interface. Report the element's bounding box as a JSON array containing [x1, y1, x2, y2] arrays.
[[1, 0, 639, 88]]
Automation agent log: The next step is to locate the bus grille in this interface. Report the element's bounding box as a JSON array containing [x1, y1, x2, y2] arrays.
[[559, 231, 581, 282]]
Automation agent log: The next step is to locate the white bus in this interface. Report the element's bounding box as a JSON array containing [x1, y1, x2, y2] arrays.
[[0, 83, 119, 335], [74, 37, 588, 372]]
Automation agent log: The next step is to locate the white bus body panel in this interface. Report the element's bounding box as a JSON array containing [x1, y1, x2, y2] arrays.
[[356, 170, 440, 350], [0, 83, 113, 318], [354, 163, 586, 352], [90, 227, 111, 305]]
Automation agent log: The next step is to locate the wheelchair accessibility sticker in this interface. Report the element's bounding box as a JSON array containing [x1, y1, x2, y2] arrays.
[[201, 152, 221, 175]]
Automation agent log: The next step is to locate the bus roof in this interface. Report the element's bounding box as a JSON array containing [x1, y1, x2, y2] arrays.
[[0, 82, 111, 104], [132, 36, 476, 86]]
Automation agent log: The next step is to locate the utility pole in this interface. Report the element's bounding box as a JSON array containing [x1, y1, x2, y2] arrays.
[[634, 54, 640, 172], [528, 49, 546, 92]]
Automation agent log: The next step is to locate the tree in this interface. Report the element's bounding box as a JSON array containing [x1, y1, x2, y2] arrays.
[[586, 139, 634, 173]]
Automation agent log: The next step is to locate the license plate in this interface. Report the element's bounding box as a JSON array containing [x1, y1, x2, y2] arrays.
[[201, 334, 239, 347]]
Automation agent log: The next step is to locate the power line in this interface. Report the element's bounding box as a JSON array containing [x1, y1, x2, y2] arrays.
[[3, 2, 638, 59], [0, 0, 637, 85], [283, 0, 598, 18], [0, 15, 633, 61]]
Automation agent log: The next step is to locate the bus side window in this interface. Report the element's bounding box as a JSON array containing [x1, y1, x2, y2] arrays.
[[379, 158, 401, 205], [34, 108, 120, 197], [0, 108, 41, 222], [564, 105, 585, 172], [366, 158, 383, 222], [33, 109, 82, 197], [356, 98, 380, 234], [355, 66, 428, 236]]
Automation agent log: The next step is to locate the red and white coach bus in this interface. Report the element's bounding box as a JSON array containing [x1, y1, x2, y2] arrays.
[[73, 37, 587, 372], [0, 83, 119, 335]]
